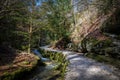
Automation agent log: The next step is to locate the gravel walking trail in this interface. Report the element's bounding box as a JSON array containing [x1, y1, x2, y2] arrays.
[[40, 46, 120, 80]]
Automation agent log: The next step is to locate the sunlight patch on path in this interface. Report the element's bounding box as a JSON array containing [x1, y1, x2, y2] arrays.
[[40, 46, 120, 80]]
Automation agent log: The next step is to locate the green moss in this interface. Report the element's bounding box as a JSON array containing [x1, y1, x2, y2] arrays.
[[39, 49, 69, 78], [1, 68, 23, 80], [90, 38, 112, 48], [21, 61, 30, 65], [1, 56, 39, 80]]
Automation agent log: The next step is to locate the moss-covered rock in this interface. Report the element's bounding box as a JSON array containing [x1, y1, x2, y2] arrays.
[[86, 53, 120, 69], [39, 49, 69, 78], [0, 53, 39, 80]]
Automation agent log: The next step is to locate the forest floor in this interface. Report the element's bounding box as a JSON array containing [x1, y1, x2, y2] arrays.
[[41, 46, 120, 80], [0, 51, 38, 78]]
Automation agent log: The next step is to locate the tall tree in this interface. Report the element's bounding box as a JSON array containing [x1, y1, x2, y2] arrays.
[[0, 0, 28, 47], [0, 0, 42, 53], [40, 0, 73, 41]]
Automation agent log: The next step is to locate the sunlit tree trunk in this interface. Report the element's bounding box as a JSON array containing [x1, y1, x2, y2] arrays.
[[28, 0, 34, 54], [28, 16, 32, 53]]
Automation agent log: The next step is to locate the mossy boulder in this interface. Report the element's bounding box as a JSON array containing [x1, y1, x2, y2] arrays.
[[0, 53, 39, 80]]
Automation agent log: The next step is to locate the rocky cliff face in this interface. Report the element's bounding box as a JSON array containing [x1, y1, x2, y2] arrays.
[[68, 0, 120, 55], [70, 0, 117, 44]]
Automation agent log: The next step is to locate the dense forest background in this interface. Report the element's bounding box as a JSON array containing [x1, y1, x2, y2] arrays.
[[0, 0, 73, 53], [0, 0, 120, 54]]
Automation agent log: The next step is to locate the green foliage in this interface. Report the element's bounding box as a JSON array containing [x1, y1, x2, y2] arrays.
[[1, 56, 38, 80], [0, 0, 42, 52], [88, 38, 112, 53], [91, 39, 112, 48], [86, 53, 120, 69], [39, 49, 69, 77], [86, 37, 120, 59], [40, 0, 73, 41], [1, 65, 35, 80], [75, 36, 116, 57], [0, 0, 28, 49], [0, 0, 71, 52]]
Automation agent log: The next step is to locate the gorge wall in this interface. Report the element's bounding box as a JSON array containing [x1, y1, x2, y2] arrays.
[[70, 0, 117, 44]]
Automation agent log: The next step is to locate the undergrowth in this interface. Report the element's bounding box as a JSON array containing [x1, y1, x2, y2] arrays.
[[86, 53, 120, 69]]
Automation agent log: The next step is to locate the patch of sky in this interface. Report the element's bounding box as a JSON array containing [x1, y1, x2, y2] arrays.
[[36, 0, 41, 6]]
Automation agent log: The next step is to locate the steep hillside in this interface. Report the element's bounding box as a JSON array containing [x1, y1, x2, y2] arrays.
[[71, 5, 116, 43]]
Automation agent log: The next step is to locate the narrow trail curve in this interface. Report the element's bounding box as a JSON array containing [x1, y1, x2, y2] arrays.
[[40, 46, 120, 80]]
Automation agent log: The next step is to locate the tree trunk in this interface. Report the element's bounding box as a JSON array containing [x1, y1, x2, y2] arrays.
[[28, 17, 32, 54]]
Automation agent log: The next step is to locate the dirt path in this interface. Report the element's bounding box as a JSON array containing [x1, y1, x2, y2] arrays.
[[40, 46, 120, 80]]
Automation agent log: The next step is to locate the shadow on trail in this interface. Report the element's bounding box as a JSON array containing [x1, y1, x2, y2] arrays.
[[0, 45, 16, 66]]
